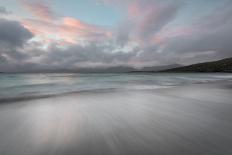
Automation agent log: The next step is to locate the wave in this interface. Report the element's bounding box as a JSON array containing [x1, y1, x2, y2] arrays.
[[0, 85, 174, 103], [0, 88, 118, 104], [1, 83, 59, 90], [1, 73, 232, 104]]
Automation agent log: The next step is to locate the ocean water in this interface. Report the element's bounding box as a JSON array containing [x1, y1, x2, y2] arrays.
[[0, 73, 232, 155], [0, 73, 232, 101]]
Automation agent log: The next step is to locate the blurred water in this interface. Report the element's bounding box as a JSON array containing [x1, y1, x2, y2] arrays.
[[0, 82, 232, 155], [0, 73, 232, 155], [0, 73, 232, 101]]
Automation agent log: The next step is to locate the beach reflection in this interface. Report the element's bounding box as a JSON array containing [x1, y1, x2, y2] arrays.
[[0, 85, 232, 155], [26, 100, 82, 147]]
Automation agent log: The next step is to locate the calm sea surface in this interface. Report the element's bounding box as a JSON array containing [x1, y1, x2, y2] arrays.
[[0, 73, 232, 101]]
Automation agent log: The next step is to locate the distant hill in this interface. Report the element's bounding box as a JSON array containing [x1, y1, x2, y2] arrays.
[[75, 66, 135, 73], [130, 64, 182, 73], [6, 64, 180, 73], [2, 57, 232, 73], [75, 64, 181, 73], [161, 57, 232, 72]]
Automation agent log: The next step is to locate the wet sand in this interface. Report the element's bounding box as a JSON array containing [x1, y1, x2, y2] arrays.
[[0, 81, 232, 155]]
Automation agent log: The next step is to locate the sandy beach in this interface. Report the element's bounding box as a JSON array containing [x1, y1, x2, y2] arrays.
[[0, 80, 232, 155]]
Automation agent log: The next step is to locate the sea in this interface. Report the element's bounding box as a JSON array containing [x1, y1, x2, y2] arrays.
[[0, 73, 232, 102]]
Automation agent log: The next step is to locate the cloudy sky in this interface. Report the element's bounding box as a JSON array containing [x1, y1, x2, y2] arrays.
[[0, 0, 232, 72]]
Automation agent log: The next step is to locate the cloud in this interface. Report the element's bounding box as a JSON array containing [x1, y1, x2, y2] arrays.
[[112, 0, 183, 47], [40, 43, 138, 69], [21, 0, 55, 21], [0, 18, 34, 71], [0, 18, 33, 48], [0, 6, 11, 15], [21, 0, 112, 45], [162, 1, 232, 64], [135, 2, 182, 43], [22, 17, 112, 45], [1, 0, 232, 72]]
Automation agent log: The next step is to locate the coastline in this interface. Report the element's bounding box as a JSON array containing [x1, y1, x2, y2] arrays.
[[1, 78, 231, 104], [0, 80, 232, 154]]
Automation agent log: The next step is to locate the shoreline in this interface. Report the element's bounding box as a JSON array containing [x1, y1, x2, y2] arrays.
[[1, 79, 231, 104], [0, 80, 232, 154]]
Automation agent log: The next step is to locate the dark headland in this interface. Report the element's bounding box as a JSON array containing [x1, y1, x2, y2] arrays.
[[160, 57, 232, 73]]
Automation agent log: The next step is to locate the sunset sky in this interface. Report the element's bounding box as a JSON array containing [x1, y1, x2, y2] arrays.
[[0, 0, 232, 72]]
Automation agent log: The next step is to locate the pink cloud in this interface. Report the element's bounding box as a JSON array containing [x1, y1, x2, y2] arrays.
[[119, 1, 181, 47], [20, 1, 112, 45], [127, 1, 142, 18], [22, 17, 111, 45], [21, 0, 184, 52], [21, 0, 55, 21]]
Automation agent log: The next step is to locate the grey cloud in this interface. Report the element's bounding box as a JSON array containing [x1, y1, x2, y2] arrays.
[[41, 43, 139, 69], [1, 0, 232, 72], [137, 1, 182, 42], [0, 19, 33, 48], [0, 19, 33, 71], [163, 1, 232, 64], [115, 21, 131, 46], [113, 0, 183, 45], [0, 6, 11, 15]]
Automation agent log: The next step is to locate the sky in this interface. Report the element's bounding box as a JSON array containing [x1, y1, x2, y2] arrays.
[[0, 0, 232, 72]]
